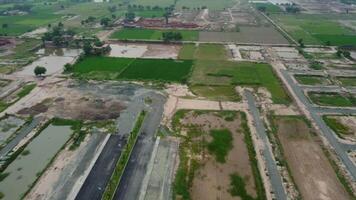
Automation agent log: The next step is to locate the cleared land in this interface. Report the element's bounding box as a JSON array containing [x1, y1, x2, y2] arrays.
[[323, 115, 356, 140], [271, 116, 351, 200], [294, 75, 330, 85], [110, 28, 199, 41], [308, 92, 356, 107], [72, 56, 193, 83], [172, 110, 265, 200], [272, 14, 356, 45]]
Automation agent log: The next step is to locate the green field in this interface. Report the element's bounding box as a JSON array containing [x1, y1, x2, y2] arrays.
[[178, 44, 197, 60], [110, 28, 199, 41], [272, 14, 356, 45], [176, 0, 235, 10], [72, 56, 193, 83], [323, 116, 353, 139], [294, 75, 329, 85], [254, 3, 282, 13], [337, 77, 356, 86], [190, 85, 241, 101], [308, 92, 356, 107]]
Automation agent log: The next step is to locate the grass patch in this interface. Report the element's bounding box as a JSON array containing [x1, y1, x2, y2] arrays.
[[308, 92, 356, 107], [323, 116, 352, 139], [110, 28, 199, 41], [207, 129, 233, 163], [178, 44, 197, 60], [254, 3, 282, 13], [337, 77, 356, 86], [228, 173, 255, 200], [194, 44, 227, 60], [190, 85, 240, 101], [17, 84, 36, 98], [294, 75, 328, 85]]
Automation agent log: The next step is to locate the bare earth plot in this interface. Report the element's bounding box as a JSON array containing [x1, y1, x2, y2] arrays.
[[199, 26, 289, 44], [273, 116, 351, 200], [173, 110, 265, 200]]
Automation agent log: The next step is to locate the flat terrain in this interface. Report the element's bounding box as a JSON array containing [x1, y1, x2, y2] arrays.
[[110, 29, 199, 41], [337, 77, 356, 86], [172, 110, 265, 200], [272, 116, 351, 200], [308, 92, 356, 107], [72, 57, 193, 83], [294, 75, 330, 85], [323, 115, 356, 140]]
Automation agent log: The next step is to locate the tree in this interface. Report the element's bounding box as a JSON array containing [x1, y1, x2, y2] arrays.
[[34, 66, 47, 76], [83, 41, 93, 55], [100, 17, 111, 27], [125, 12, 135, 21], [64, 63, 73, 72], [2, 24, 8, 28], [298, 38, 304, 48]]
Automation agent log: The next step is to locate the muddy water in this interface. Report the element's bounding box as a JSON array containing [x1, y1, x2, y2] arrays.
[[0, 124, 72, 200]]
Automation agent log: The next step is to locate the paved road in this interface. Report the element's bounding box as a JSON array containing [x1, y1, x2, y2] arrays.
[[113, 92, 166, 200], [75, 134, 127, 200], [0, 116, 42, 159], [281, 70, 356, 180], [245, 91, 287, 200]]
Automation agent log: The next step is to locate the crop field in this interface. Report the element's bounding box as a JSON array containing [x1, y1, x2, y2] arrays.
[[131, 0, 175, 7], [178, 44, 197, 60], [337, 77, 356, 86], [253, 3, 282, 13], [190, 60, 290, 104], [190, 85, 241, 101], [308, 92, 356, 107], [294, 75, 330, 85], [271, 116, 352, 200], [272, 14, 356, 45], [110, 28, 199, 41], [72, 56, 193, 82]]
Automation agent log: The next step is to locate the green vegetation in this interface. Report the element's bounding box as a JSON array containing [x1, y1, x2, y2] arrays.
[[1, 38, 41, 60], [21, 150, 30, 156], [17, 84, 36, 98], [294, 75, 328, 85], [178, 44, 197, 60], [71, 56, 193, 83], [118, 58, 193, 82], [323, 116, 353, 139], [255, 3, 282, 13], [110, 28, 199, 41], [337, 77, 356, 86], [0, 172, 9, 182], [308, 92, 356, 107], [272, 14, 356, 45], [207, 129, 233, 163], [102, 111, 146, 200], [228, 173, 255, 200], [176, 0, 235, 10], [194, 44, 227, 60], [190, 85, 240, 101]]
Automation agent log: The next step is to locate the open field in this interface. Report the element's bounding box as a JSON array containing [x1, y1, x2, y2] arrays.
[[110, 28, 199, 41], [294, 75, 330, 85], [190, 85, 241, 101], [337, 77, 356, 86], [308, 92, 356, 107], [323, 115, 356, 140], [172, 110, 265, 200], [272, 14, 356, 45], [72, 56, 193, 82], [176, 0, 235, 10], [271, 116, 351, 200], [178, 44, 197, 60], [199, 26, 289, 44], [190, 60, 290, 104]]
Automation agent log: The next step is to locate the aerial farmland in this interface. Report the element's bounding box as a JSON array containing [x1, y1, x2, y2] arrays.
[[0, 0, 356, 200]]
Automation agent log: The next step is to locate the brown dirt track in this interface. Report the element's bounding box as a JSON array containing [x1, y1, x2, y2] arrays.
[[274, 117, 351, 200]]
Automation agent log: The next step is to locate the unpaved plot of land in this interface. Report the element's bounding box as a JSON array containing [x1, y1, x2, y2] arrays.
[[274, 117, 351, 200], [176, 111, 259, 200]]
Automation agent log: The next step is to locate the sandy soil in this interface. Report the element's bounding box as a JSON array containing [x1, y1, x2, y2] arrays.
[[181, 112, 257, 200], [275, 117, 351, 200]]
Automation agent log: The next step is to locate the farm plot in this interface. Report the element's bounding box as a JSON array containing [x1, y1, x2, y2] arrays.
[[199, 26, 289, 44], [110, 28, 199, 41], [271, 116, 352, 200], [337, 77, 356, 86], [176, 0, 235, 10], [0, 123, 73, 200], [172, 110, 265, 200], [0, 115, 25, 148], [308, 92, 356, 107], [271, 14, 356, 45], [190, 60, 290, 104], [294, 75, 330, 85], [323, 115, 356, 141], [72, 56, 193, 83]]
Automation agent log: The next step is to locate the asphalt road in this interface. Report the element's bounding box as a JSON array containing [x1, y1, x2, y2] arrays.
[[245, 90, 287, 200], [113, 92, 165, 200], [75, 134, 127, 200], [281, 69, 356, 180]]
